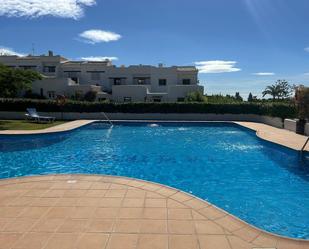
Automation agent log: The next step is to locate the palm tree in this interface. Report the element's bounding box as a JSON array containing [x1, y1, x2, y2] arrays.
[[262, 84, 280, 99], [262, 80, 293, 100]]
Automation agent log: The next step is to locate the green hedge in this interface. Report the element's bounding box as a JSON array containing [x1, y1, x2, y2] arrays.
[[0, 98, 297, 119]]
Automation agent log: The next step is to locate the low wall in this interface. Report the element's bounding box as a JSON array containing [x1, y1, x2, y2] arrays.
[[284, 119, 298, 133], [0, 111, 284, 128]]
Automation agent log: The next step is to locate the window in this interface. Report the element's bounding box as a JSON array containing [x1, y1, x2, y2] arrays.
[[91, 72, 100, 80], [98, 98, 106, 101], [65, 71, 80, 78], [152, 96, 162, 102], [177, 97, 185, 102], [123, 97, 132, 102], [137, 79, 146, 85], [158, 79, 167, 86], [134, 77, 150, 85], [182, 79, 191, 85], [47, 91, 56, 99], [70, 77, 79, 84], [43, 66, 56, 73], [114, 78, 122, 85], [20, 66, 36, 70]]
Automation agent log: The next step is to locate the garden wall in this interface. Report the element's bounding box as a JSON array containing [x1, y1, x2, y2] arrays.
[[0, 111, 284, 128]]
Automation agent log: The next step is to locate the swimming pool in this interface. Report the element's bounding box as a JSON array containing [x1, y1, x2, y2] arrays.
[[0, 122, 308, 239]]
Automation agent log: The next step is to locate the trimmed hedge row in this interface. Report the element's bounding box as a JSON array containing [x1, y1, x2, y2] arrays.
[[0, 98, 297, 119]]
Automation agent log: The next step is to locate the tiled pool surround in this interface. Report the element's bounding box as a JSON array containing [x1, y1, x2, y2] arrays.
[[0, 174, 308, 249], [0, 120, 309, 249]]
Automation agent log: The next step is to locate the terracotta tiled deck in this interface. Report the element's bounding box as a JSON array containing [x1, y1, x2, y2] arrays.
[[0, 175, 308, 249], [235, 121, 309, 152]]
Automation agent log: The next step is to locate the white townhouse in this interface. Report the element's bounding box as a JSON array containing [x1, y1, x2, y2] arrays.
[[0, 51, 204, 102]]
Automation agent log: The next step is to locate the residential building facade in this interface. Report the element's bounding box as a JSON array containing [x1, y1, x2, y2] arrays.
[[0, 51, 204, 102]]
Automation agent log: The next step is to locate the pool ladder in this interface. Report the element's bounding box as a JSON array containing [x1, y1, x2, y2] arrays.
[[101, 112, 113, 126], [300, 137, 309, 154]]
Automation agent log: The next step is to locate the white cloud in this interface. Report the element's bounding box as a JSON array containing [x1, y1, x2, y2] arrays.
[[304, 72, 309, 76], [0, 46, 26, 57], [78, 29, 122, 44], [0, 0, 96, 19], [195, 60, 241, 74], [304, 47, 309, 52], [253, 72, 275, 76], [80, 56, 118, 61]]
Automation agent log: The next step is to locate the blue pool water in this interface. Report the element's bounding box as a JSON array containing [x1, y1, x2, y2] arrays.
[[0, 122, 308, 239]]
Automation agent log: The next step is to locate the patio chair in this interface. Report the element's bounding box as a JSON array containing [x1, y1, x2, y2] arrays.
[[25, 108, 56, 123]]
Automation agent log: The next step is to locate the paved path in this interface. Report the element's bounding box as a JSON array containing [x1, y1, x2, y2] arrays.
[[235, 121, 309, 152], [0, 175, 308, 249]]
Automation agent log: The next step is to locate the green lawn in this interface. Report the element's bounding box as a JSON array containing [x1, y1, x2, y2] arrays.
[[0, 120, 66, 130]]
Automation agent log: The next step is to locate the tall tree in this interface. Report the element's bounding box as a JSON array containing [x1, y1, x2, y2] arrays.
[[262, 84, 280, 99], [0, 64, 42, 98], [248, 92, 253, 102], [235, 92, 243, 101], [276, 80, 293, 99], [262, 80, 292, 100]]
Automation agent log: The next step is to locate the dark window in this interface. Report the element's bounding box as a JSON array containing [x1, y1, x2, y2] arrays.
[[114, 78, 122, 85], [40, 88, 44, 97], [65, 71, 80, 78], [123, 97, 132, 102], [182, 79, 191, 85], [43, 66, 56, 73], [177, 97, 185, 102], [158, 79, 167, 86], [153, 98, 161, 102], [47, 91, 56, 99], [137, 79, 146, 85], [70, 77, 79, 83]]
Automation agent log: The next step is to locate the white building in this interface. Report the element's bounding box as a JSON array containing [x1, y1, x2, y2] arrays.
[[0, 51, 204, 102]]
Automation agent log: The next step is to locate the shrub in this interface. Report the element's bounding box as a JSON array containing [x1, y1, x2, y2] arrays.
[[0, 98, 297, 119], [23, 90, 46, 100], [185, 91, 206, 102], [83, 91, 97, 102], [207, 94, 242, 104]]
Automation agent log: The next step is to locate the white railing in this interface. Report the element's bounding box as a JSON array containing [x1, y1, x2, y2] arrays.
[[101, 112, 113, 126]]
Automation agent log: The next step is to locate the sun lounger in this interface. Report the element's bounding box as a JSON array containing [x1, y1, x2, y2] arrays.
[[25, 108, 55, 123]]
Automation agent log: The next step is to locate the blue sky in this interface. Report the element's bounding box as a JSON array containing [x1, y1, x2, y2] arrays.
[[0, 0, 308, 98]]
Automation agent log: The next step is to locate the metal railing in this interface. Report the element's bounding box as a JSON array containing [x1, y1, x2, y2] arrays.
[[101, 112, 113, 126], [301, 137, 309, 153]]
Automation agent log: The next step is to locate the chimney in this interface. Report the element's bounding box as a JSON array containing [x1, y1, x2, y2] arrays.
[[48, 50, 53, 56]]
